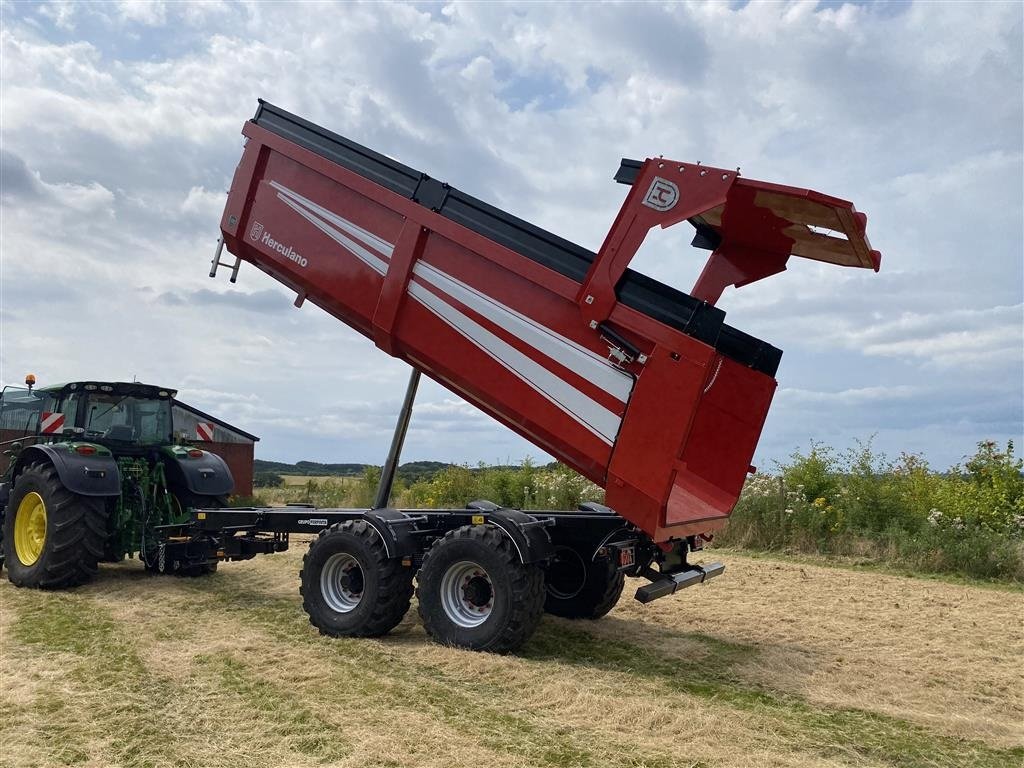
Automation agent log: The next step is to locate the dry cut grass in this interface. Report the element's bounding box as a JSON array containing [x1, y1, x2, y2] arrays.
[[1, 545, 1021, 768]]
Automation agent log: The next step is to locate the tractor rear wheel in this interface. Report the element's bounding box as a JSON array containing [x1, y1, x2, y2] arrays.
[[2, 462, 106, 589], [544, 545, 624, 619], [417, 525, 545, 654], [300, 520, 414, 637]]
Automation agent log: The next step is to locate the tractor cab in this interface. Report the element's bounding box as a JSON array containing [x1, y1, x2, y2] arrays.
[[0, 381, 176, 453], [47, 381, 176, 452]]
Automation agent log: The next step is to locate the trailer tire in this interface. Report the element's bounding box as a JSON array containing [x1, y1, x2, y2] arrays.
[[300, 520, 413, 638], [417, 525, 545, 654], [2, 462, 106, 589], [544, 546, 624, 619]]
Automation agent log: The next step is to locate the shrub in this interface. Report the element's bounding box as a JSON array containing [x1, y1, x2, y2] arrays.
[[253, 471, 285, 488], [717, 439, 1024, 582]]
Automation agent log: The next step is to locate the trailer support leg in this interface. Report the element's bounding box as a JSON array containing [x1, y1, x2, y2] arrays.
[[374, 368, 421, 509]]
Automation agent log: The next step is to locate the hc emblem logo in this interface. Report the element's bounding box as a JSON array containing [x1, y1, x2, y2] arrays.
[[642, 177, 679, 212], [249, 221, 264, 241]]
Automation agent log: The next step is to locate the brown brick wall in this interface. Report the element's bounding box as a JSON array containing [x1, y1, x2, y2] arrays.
[[205, 442, 255, 498]]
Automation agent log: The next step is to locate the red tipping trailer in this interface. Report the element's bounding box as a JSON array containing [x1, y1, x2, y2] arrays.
[[200, 102, 880, 652], [216, 102, 879, 544]]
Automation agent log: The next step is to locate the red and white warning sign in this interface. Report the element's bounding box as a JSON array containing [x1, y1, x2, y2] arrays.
[[196, 422, 216, 442], [39, 412, 66, 434]]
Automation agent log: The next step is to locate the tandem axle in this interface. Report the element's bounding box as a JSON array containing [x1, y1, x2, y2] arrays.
[[182, 498, 723, 653], [163, 368, 722, 654]]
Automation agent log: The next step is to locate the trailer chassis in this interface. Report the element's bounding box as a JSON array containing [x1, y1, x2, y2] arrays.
[[179, 499, 722, 649], [169, 369, 722, 653]]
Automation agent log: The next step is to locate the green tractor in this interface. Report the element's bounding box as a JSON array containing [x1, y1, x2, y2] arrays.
[[0, 378, 235, 588]]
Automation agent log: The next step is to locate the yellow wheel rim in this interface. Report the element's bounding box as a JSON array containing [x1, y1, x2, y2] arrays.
[[14, 491, 47, 566]]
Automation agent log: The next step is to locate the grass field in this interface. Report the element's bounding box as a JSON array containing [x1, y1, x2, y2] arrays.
[[1, 545, 1021, 768]]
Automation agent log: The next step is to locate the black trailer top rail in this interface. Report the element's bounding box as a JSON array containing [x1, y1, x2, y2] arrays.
[[252, 101, 781, 377]]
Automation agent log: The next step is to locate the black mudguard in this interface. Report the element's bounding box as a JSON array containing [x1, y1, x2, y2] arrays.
[[163, 450, 234, 497], [488, 508, 554, 565], [362, 508, 420, 559], [14, 445, 121, 497]]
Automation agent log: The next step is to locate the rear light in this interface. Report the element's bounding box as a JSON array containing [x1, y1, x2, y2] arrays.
[[75, 445, 96, 456], [187, 449, 204, 458]]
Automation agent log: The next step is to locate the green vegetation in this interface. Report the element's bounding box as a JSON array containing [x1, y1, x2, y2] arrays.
[[251, 439, 1023, 583], [252, 460, 604, 512], [253, 458, 455, 483], [253, 470, 285, 488], [717, 439, 1024, 582]]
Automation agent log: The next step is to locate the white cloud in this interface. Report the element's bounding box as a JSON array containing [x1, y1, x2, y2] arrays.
[[116, 1, 166, 26], [0, 0, 1020, 471], [780, 385, 920, 406], [180, 185, 226, 219]]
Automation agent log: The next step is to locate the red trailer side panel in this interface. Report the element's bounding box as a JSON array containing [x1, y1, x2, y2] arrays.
[[217, 104, 880, 543]]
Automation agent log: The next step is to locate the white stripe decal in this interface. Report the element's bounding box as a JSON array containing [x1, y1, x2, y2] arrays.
[[412, 261, 634, 404], [271, 181, 394, 258], [408, 281, 621, 444], [276, 193, 390, 275], [271, 179, 624, 444]]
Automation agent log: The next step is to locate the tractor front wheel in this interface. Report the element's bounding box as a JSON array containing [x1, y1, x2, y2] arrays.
[[2, 462, 106, 589]]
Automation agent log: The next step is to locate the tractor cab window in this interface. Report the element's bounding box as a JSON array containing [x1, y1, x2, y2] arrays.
[[83, 394, 172, 444], [0, 386, 48, 437]]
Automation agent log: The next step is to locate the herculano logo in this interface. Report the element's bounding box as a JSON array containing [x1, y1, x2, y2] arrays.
[[252, 224, 308, 268]]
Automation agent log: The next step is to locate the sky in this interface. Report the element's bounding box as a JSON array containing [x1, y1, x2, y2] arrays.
[[1, 0, 1021, 472]]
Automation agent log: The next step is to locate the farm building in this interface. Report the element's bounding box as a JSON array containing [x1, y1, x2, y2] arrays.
[[171, 400, 259, 497]]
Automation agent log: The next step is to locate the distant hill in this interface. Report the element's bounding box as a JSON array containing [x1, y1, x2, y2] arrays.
[[253, 458, 455, 483], [253, 459, 371, 476], [253, 459, 551, 484]]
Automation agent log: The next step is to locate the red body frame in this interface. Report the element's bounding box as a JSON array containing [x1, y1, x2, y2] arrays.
[[219, 121, 879, 543]]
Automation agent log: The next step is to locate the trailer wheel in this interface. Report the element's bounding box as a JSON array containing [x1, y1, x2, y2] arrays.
[[2, 462, 106, 589], [300, 520, 413, 638], [544, 545, 624, 619], [417, 525, 545, 654]]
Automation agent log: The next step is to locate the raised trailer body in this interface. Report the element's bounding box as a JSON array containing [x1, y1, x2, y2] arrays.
[[216, 102, 878, 543], [201, 102, 880, 652]]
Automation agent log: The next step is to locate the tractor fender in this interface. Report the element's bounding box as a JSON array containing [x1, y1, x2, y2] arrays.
[[13, 444, 120, 497], [162, 449, 235, 497], [361, 508, 419, 559], [487, 508, 554, 565]]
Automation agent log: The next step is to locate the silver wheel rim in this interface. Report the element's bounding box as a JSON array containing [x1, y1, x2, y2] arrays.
[[547, 546, 587, 600], [320, 552, 364, 613], [440, 560, 493, 628]]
